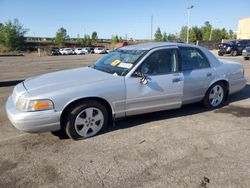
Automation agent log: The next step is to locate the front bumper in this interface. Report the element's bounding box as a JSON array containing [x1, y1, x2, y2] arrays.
[[218, 49, 230, 55], [6, 95, 61, 133]]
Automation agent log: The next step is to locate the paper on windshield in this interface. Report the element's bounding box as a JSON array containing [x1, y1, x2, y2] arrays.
[[111, 60, 120, 66], [117, 63, 133, 69]]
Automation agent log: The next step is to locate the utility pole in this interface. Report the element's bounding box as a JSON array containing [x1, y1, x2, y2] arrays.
[[151, 15, 153, 40], [187, 5, 194, 44]]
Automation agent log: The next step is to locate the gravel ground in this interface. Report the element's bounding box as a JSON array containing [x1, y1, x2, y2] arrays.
[[0, 53, 250, 188]]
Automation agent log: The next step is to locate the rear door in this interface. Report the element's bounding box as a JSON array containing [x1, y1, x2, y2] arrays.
[[179, 47, 215, 104], [125, 47, 184, 116]]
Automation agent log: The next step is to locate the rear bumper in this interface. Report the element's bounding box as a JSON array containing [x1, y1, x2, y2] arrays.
[[229, 77, 247, 95], [6, 96, 61, 133], [242, 52, 250, 57]]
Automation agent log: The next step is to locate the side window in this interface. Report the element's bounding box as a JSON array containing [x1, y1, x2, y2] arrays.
[[180, 47, 210, 71], [136, 49, 178, 75]]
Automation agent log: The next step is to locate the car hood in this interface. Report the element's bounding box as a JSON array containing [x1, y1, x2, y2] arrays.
[[24, 67, 115, 96]]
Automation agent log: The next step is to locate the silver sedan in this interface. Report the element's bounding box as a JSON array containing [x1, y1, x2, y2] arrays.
[[6, 43, 247, 139]]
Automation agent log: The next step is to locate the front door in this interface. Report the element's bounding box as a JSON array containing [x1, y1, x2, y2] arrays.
[[125, 48, 184, 116]]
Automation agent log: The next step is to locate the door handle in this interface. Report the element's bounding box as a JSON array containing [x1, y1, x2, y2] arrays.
[[206, 73, 212, 77], [172, 78, 182, 83]]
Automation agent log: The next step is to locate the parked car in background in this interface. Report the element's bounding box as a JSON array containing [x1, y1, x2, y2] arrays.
[[106, 49, 111, 53], [218, 40, 250, 56], [90, 47, 95, 54], [59, 48, 74, 55], [6, 42, 247, 140], [82, 47, 94, 54], [242, 47, 250, 60], [49, 48, 60, 56], [94, 47, 107, 54], [81, 48, 89, 54], [74, 48, 86, 55]]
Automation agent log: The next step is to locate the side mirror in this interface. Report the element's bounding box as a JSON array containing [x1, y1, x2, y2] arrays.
[[140, 76, 149, 85], [133, 71, 150, 85]]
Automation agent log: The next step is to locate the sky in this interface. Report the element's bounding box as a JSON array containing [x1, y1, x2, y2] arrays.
[[0, 0, 250, 39]]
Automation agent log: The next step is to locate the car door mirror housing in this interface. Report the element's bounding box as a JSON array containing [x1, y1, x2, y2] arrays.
[[140, 76, 148, 85], [133, 71, 143, 77]]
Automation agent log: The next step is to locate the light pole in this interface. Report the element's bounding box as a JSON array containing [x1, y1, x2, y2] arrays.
[[187, 5, 194, 44]]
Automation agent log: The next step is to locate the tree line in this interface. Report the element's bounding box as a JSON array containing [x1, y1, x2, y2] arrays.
[[0, 19, 28, 52], [0, 19, 237, 52], [154, 21, 236, 43], [55, 27, 124, 47]]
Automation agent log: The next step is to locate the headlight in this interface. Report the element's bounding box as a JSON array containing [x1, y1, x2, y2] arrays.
[[16, 97, 54, 112]]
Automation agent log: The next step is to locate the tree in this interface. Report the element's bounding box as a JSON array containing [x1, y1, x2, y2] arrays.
[[201, 21, 212, 41], [54, 27, 68, 47], [211, 28, 228, 42], [91, 31, 98, 41], [0, 19, 27, 51], [189, 26, 203, 43], [76, 34, 81, 46], [179, 26, 188, 42], [162, 32, 167, 42], [167, 34, 178, 41], [154, 27, 162, 41], [111, 35, 122, 43], [227, 29, 236, 39], [82, 34, 91, 46]]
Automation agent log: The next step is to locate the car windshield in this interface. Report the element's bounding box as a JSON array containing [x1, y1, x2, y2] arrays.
[[228, 41, 238, 46], [91, 49, 146, 76]]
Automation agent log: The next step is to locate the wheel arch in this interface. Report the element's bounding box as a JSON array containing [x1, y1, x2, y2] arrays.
[[208, 79, 230, 99], [60, 97, 114, 127]]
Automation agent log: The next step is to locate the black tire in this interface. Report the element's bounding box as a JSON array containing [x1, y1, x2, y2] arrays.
[[202, 82, 226, 108], [231, 50, 237, 56], [244, 57, 249, 60], [218, 52, 223, 56], [64, 100, 109, 140], [51, 129, 69, 139]]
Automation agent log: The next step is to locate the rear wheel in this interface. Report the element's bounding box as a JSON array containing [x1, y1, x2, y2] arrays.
[[244, 57, 249, 60], [202, 82, 226, 108], [231, 50, 237, 56], [64, 100, 108, 140]]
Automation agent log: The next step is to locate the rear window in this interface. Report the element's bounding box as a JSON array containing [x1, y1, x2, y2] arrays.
[[180, 47, 210, 71]]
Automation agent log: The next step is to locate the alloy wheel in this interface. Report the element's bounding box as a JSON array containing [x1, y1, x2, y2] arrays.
[[209, 85, 224, 107], [74, 107, 104, 138]]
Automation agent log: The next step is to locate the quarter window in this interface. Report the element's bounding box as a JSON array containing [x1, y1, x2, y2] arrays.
[[136, 49, 178, 75], [180, 47, 210, 71]]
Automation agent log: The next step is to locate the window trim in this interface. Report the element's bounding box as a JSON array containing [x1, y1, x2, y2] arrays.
[[130, 48, 180, 77], [178, 46, 211, 71]]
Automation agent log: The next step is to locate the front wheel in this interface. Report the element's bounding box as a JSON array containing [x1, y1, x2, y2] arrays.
[[64, 100, 108, 140], [202, 82, 226, 108], [218, 51, 223, 56]]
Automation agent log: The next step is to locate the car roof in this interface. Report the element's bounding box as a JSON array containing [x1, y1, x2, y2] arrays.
[[120, 42, 197, 51]]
